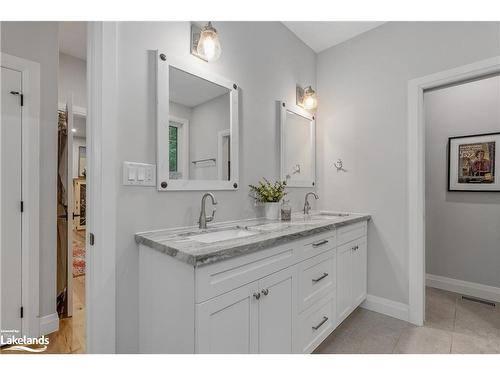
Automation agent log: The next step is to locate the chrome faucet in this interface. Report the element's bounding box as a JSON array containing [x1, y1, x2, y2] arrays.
[[199, 192, 218, 229], [303, 192, 319, 215]]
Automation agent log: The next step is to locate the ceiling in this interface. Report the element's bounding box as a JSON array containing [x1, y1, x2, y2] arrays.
[[282, 22, 385, 53], [170, 66, 229, 108], [59, 22, 87, 60]]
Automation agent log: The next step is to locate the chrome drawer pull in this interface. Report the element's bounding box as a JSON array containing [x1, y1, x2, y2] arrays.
[[312, 240, 329, 247], [312, 272, 329, 283], [312, 316, 329, 330]]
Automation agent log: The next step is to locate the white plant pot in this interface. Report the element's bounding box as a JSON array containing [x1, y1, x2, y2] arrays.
[[263, 202, 280, 220]]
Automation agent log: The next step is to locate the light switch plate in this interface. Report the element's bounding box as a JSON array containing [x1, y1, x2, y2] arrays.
[[123, 162, 156, 186]]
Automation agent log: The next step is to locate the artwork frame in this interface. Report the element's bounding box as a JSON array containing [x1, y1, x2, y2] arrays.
[[78, 145, 86, 177], [448, 132, 500, 192]]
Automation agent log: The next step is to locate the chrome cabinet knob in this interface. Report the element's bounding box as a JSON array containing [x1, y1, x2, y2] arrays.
[[261, 288, 269, 296], [253, 292, 261, 300]]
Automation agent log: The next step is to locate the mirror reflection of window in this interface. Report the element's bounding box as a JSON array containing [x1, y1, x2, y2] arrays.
[[169, 66, 231, 181], [168, 117, 189, 179]]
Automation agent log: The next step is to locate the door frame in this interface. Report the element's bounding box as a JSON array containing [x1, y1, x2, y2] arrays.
[[1, 53, 41, 339], [86, 21, 117, 353], [407, 55, 500, 326]]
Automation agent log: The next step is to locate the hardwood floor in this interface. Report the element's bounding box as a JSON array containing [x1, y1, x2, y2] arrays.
[[43, 229, 87, 354], [44, 275, 86, 354]]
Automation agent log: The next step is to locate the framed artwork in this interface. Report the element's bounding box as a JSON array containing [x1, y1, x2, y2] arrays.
[[448, 132, 500, 192], [78, 146, 86, 177]]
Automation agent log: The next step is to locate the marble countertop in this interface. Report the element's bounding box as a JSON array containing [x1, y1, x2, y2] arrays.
[[135, 211, 371, 267]]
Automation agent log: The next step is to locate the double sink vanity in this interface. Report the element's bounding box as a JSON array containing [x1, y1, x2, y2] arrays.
[[134, 50, 370, 353], [135, 210, 370, 353]]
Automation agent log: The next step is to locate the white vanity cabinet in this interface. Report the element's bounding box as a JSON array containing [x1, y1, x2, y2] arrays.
[[138, 219, 368, 354], [336, 224, 368, 323], [196, 266, 296, 354]]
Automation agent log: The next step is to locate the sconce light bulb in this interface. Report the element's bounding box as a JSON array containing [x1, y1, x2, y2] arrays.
[[197, 22, 221, 62], [302, 86, 317, 110]]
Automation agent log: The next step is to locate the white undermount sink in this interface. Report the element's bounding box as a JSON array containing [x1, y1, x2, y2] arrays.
[[189, 228, 258, 244]]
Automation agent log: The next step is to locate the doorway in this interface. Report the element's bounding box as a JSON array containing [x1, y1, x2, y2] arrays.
[[52, 21, 88, 353], [407, 56, 500, 326]]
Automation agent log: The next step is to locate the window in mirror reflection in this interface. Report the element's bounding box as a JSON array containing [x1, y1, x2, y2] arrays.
[[169, 66, 231, 181]]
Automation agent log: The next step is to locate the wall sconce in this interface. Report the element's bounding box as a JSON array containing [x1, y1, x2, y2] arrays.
[[296, 85, 318, 110], [191, 22, 221, 62]]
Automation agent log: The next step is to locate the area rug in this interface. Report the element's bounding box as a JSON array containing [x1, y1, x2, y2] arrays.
[[73, 240, 86, 277]]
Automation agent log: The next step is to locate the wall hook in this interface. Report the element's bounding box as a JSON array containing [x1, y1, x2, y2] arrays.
[[333, 159, 347, 172]]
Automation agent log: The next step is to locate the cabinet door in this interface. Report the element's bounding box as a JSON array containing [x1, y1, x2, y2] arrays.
[[336, 243, 352, 323], [196, 281, 259, 353], [352, 238, 367, 307], [258, 266, 296, 353]]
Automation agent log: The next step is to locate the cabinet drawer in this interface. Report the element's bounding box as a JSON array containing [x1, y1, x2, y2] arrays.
[[337, 221, 367, 246], [195, 242, 295, 303], [298, 250, 335, 312], [299, 231, 336, 261], [297, 293, 335, 354]]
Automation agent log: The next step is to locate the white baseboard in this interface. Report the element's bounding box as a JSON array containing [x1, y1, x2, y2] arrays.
[[39, 313, 59, 336], [361, 294, 409, 322], [426, 274, 500, 303]]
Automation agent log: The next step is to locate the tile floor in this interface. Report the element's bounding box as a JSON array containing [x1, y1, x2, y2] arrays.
[[314, 287, 500, 354]]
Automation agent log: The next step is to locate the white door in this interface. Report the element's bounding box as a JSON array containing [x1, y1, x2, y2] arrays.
[[352, 238, 367, 307], [1, 67, 23, 340], [258, 267, 296, 353], [336, 243, 352, 323], [196, 281, 259, 353], [66, 96, 74, 317]]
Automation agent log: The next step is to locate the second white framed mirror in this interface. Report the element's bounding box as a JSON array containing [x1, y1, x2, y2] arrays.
[[279, 102, 316, 187]]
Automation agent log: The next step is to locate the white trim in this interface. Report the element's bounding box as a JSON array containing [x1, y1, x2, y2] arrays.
[[168, 115, 190, 179], [156, 51, 240, 191], [86, 21, 117, 353], [279, 101, 316, 188], [427, 274, 500, 303], [1, 53, 41, 339], [361, 294, 409, 322], [66, 95, 74, 317], [407, 56, 500, 326], [39, 313, 59, 336], [217, 129, 230, 180]]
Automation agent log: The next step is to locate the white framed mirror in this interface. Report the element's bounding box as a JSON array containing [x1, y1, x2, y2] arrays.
[[279, 102, 316, 187], [156, 51, 239, 191]]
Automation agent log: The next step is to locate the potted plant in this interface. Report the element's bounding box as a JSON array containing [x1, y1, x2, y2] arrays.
[[249, 178, 287, 220]]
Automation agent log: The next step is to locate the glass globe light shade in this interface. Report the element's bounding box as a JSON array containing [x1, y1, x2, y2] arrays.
[[197, 22, 221, 62], [303, 86, 317, 110]]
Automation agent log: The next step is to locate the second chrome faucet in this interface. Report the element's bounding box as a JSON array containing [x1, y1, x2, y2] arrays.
[[303, 192, 319, 215], [199, 192, 218, 229]]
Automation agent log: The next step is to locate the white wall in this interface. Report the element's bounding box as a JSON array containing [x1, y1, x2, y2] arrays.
[[58, 52, 86, 109], [316, 22, 500, 306], [1, 22, 59, 318], [114, 21, 316, 352], [425, 75, 500, 287]]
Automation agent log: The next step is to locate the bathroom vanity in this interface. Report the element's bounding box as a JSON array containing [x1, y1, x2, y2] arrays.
[[135, 211, 370, 354]]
